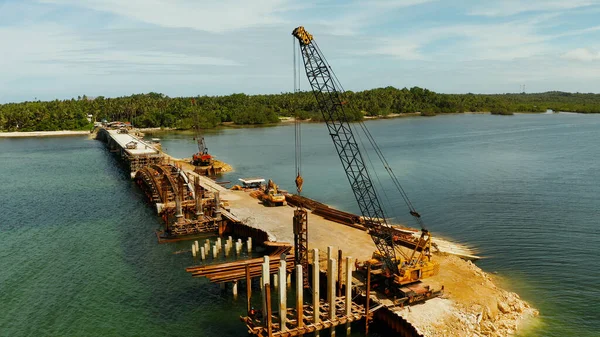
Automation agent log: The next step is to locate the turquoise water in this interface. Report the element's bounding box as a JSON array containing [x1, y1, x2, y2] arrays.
[[0, 137, 258, 336], [1, 113, 599, 336], [0, 136, 367, 337]]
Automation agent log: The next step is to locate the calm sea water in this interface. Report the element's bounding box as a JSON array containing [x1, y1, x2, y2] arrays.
[[1, 113, 599, 336]]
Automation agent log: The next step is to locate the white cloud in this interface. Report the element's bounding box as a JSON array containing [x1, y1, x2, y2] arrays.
[[63, 50, 240, 68], [363, 15, 554, 61], [561, 48, 600, 61], [367, 0, 436, 9], [0, 23, 240, 81], [469, 0, 599, 17], [369, 41, 423, 60], [352, 54, 600, 95], [555, 25, 600, 38], [38, 0, 292, 32], [314, 0, 437, 36]]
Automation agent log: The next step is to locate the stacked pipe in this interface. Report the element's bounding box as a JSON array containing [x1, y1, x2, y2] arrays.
[[248, 190, 263, 199], [285, 194, 327, 210], [312, 206, 366, 231], [392, 234, 428, 251], [208, 258, 294, 284], [186, 254, 295, 284], [263, 242, 293, 257]]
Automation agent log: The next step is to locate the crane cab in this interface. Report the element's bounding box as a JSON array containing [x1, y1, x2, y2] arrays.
[[357, 254, 442, 305], [394, 259, 440, 285], [192, 152, 212, 166]]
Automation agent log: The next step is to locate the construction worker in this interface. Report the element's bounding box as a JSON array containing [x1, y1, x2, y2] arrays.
[[249, 306, 263, 321]]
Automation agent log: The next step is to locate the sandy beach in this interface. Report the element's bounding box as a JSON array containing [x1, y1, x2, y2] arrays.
[[0, 130, 90, 138]]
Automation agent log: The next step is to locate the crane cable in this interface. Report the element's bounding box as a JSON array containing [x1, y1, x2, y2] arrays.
[[313, 41, 393, 222], [313, 40, 426, 230], [357, 121, 427, 230], [352, 117, 396, 224], [293, 37, 303, 194]]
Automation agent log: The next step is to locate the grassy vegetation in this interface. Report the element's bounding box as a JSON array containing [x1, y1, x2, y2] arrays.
[[1, 88, 599, 131]]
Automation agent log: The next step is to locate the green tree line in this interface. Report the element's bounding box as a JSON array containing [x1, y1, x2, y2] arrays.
[[2, 88, 600, 131]]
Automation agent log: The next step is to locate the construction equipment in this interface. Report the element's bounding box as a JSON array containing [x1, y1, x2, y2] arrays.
[[238, 177, 266, 189], [191, 98, 213, 167], [292, 26, 439, 301], [125, 141, 138, 149], [260, 179, 287, 206]]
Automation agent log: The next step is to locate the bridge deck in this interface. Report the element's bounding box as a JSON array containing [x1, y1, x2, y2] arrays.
[[107, 129, 160, 156]]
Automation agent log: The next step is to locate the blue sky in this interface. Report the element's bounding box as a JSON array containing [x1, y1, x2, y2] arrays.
[[1, 0, 600, 103]]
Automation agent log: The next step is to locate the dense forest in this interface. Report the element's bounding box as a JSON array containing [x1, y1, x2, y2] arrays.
[[1, 87, 600, 131]]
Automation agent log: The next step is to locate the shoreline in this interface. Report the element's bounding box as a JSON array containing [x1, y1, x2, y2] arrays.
[[0, 111, 578, 138], [0, 130, 90, 138]]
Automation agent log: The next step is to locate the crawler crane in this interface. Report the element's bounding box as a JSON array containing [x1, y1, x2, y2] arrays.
[[292, 26, 440, 303], [191, 98, 213, 167]]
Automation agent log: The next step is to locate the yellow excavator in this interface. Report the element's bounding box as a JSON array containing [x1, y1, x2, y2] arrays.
[[260, 179, 287, 207]]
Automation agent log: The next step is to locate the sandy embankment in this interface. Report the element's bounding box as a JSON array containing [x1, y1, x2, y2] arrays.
[[165, 154, 233, 173], [279, 113, 423, 123], [0, 130, 90, 138], [383, 254, 539, 337]]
